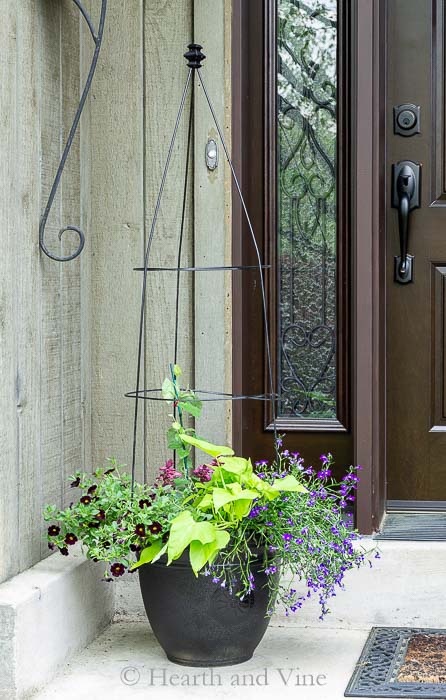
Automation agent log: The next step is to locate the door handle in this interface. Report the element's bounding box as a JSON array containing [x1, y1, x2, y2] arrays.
[[391, 160, 421, 284]]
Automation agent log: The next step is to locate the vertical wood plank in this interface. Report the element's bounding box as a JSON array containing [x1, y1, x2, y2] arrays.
[[143, 0, 193, 477], [194, 1, 232, 447], [15, 0, 44, 573], [60, 2, 83, 508], [39, 0, 64, 554], [80, 4, 93, 475], [0, 0, 20, 583], [85, 1, 145, 476]]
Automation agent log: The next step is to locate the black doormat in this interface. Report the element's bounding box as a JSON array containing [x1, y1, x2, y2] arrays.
[[345, 628, 446, 698]]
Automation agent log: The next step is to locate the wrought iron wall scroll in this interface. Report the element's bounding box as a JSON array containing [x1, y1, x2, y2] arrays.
[[39, 0, 107, 262]]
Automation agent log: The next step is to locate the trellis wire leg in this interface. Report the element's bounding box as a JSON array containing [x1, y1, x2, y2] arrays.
[[196, 68, 279, 452], [131, 70, 193, 493], [172, 79, 195, 472]]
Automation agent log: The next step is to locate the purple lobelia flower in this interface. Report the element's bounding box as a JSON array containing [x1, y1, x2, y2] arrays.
[[317, 468, 332, 479]]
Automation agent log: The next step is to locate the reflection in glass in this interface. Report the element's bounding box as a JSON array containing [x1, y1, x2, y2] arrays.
[[277, 0, 337, 419]]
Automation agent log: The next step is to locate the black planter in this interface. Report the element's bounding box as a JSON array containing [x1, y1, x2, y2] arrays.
[[138, 549, 278, 666]]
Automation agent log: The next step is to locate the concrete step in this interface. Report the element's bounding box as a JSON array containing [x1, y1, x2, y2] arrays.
[[273, 539, 446, 629], [29, 539, 446, 699], [115, 538, 446, 630]]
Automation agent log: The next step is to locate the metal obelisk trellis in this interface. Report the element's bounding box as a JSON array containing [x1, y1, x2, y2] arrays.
[[126, 44, 278, 490]]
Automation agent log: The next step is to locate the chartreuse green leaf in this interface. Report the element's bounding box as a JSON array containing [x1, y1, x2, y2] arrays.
[[210, 529, 230, 561], [217, 456, 249, 475], [151, 542, 168, 563], [189, 540, 211, 573], [244, 472, 277, 495], [189, 529, 230, 574], [195, 493, 213, 510], [232, 498, 255, 519], [130, 538, 165, 570], [271, 474, 307, 493], [212, 485, 259, 511], [165, 511, 231, 575], [167, 511, 215, 562], [180, 434, 234, 458]]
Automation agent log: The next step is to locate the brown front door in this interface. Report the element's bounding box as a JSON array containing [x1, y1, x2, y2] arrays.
[[232, 0, 352, 478], [234, 0, 446, 507], [386, 0, 446, 503]]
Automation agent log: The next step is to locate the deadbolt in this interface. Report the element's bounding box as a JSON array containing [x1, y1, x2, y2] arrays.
[[393, 104, 421, 137], [397, 110, 416, 130]]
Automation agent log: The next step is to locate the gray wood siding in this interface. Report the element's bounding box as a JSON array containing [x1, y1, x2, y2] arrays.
[[83, 0, 194, 478], [0, 0, 230, 584], [0, 0, 85, 583]]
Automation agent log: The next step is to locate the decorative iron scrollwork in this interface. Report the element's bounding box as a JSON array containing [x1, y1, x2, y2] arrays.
[[39, 0, 107, 262], [277, 0, 337, 418]]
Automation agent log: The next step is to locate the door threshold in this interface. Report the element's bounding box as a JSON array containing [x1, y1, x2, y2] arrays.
[[387, 499, 446, 513], [375, 508, 446, 541]]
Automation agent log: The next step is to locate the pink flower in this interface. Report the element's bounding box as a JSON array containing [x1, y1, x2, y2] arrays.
[[156, 459, 182, 486], [192, 463, 214, 483]]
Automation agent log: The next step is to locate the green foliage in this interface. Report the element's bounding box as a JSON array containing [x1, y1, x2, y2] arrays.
[[161, 366, 203, 476], [133, 437, 307, 576], [44, 366, 373, 619], [43, 459, 186, 579], [180, 433, 234, 458]]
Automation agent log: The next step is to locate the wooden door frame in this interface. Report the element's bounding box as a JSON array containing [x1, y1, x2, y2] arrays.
[[231, 0, 387, 534], [351, 1, 386, 533]]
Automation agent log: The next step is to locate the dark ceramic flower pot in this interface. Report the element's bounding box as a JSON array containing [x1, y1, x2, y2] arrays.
[[138, 549, 277, 667]]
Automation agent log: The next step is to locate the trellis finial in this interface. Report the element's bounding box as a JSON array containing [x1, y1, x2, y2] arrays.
[[184, 43, 206, 69]]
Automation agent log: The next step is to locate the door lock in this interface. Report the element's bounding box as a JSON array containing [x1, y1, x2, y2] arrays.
[[393, 104, 421, 137], [391, 160, 421, 284]]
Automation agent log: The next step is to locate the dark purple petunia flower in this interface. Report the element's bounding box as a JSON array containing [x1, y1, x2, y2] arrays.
[[135, 524, 146, 537], [48, 525, 60, 537], [70, 477, 81, 488], [148, 521, 162, 535], [65, 533, 78, 546], [110, 563, 126, 577], [80, 495, 92, 505]]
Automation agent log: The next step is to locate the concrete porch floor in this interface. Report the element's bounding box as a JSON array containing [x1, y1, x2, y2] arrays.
[[30, 540, 446, 699], [31, 622, 371, 700]]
